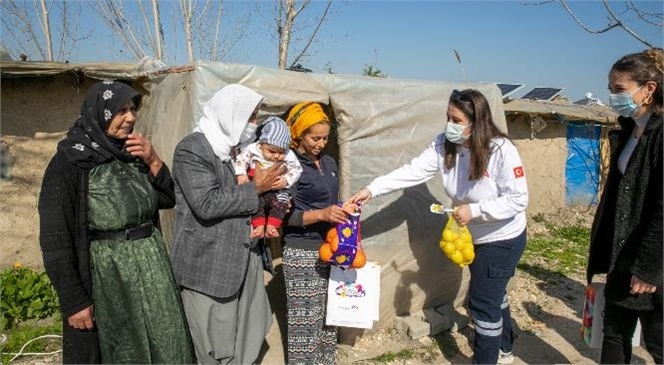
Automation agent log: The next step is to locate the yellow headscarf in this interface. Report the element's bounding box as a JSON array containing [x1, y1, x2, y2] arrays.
[[286, 102, 329, 148]]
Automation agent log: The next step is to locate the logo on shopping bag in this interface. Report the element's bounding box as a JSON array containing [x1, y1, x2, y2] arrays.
[[335, 282, 366, 298]]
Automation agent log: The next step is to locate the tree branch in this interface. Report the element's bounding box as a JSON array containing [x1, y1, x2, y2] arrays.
[[289, 0, 331, 68], [602, 0, 655, 48], [38, 0, 53, 61], [559, 0, 619, 34]]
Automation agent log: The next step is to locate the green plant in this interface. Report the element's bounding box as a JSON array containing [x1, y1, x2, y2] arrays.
[[520, 224, 591, 277], [371, 348, 414, 363], [532, 213, 546, 223], [1, 265, 59, 330]]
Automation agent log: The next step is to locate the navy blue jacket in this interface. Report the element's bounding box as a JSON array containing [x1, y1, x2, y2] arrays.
[[284, 149, 339, 250]]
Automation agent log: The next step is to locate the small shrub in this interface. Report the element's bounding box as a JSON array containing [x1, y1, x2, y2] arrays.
[[1, 264, 59, 329], [532, 213, 546, 223], [371, 348, 414, 363]]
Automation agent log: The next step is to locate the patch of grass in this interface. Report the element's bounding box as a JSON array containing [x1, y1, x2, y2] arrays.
[[1, 316, 62, 364], [520, 223, 590, 277], [370, 348, 415, 363]]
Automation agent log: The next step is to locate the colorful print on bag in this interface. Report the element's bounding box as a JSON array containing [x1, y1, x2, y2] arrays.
[[319, 202, 367, 268]]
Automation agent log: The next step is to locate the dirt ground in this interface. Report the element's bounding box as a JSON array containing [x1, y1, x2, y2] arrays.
[[1, 135, 655, 365]]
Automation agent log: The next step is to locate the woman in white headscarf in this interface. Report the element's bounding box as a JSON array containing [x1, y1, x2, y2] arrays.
[[170, 84, 285, 365]]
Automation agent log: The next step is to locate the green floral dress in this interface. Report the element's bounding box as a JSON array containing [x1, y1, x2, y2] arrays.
[[88, 160, 192, 364]]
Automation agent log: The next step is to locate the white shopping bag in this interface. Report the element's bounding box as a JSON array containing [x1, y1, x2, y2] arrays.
[[581, 282, 641, 348], [326, 262, 380, 329]]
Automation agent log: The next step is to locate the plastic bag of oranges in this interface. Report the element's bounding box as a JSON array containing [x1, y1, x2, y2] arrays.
[[319, 202, 366, 269], [439, 214, 474, 267]]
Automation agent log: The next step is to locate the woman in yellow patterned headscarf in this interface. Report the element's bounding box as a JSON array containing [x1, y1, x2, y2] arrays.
[[285, 101, 329, 148], [281, 101, 349, 365]]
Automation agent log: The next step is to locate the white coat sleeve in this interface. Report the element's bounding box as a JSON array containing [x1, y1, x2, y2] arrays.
[[366, 137, 441, 197], [469, 141, 529, 221]]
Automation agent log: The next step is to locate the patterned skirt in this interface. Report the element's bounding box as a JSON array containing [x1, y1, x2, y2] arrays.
[[282, 246, 337, 365]]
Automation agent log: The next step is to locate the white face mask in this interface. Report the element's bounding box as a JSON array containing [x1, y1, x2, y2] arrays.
[[239, 123, 258, 144], [445, 122, 471, 144]]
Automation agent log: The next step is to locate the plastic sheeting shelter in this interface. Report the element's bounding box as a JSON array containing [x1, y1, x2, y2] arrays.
[[139, 61, 507, 331]]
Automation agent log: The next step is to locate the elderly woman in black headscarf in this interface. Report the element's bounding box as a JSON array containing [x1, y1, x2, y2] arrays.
[[38, 81, 193, 364]]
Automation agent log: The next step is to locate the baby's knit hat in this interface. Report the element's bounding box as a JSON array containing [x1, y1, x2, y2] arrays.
[[259, 116, 291, 151]]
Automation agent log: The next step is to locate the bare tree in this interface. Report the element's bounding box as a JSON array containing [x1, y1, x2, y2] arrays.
[[1, 0, 86, 61], [93, 0, 161, 61], [266, 0, 333, 70], [93, 0, 249, 64], [524, 0, 663, 48]]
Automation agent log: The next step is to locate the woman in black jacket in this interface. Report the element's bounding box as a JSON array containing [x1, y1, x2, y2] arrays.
[[38, 81, 192, 363], [587, 47, 663, 364]]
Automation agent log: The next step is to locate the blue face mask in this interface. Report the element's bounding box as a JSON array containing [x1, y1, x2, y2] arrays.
[[609, 86, 643, 118], [445, 122, 471, 144]]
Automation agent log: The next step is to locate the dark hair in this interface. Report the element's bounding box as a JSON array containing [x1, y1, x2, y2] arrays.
[[611, 47, 664, 115], [444, 89, 509, 181]]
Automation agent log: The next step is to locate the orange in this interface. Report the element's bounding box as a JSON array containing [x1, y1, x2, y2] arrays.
[[351, 248, 367, 268], [326, 228, 339, 251], [319, 242, 334, 262]]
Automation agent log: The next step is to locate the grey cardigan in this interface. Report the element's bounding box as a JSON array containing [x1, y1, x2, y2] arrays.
[[170, 132, 259, 299]]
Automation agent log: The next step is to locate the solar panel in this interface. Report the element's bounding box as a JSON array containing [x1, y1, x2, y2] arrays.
[[496, 83, 525, 98], [521, 87, 564, 101]]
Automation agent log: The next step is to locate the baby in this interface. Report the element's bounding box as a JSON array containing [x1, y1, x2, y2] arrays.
[[234, 117, 303, 238]]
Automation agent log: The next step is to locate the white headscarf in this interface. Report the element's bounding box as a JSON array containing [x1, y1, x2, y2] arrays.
[[194, 84, 264, 162]]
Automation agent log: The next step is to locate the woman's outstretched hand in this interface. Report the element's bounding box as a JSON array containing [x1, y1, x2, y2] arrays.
[[348, 187, 372, 206]]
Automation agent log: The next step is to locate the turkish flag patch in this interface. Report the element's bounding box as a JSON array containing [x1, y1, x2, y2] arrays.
[[513, 166, 525, 178]]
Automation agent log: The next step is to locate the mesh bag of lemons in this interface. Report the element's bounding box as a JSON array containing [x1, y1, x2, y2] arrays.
[[439, 212, 475, 267]]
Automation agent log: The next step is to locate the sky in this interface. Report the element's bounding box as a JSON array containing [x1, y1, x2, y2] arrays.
[[8, 0, 664, 103]]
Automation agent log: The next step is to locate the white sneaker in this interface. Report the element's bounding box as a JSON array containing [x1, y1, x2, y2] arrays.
[[498, 349, 514, 364]]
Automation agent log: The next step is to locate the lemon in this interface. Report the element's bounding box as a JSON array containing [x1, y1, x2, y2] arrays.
[[441, 242, 456, 255], [449, 250, 464, 265], [453, 237, 467, 250], [462, 247, 475, 262], [461, 239, 473, 250], [460, 229, 472, 242], [442, 229, 456, 242]]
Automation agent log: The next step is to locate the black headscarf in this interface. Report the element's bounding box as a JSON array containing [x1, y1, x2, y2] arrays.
[[58, 81, 142, 169]]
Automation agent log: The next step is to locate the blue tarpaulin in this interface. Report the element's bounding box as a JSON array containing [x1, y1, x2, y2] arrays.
[[565, 124, 601, 206]]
